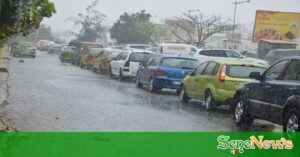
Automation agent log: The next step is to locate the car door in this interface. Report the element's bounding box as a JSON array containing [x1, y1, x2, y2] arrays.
[[196, 61, 219, 100], [111, 52, 123, 75], [248, 59, 290, 120], [145, 57, 159, 85], [138, 57, 154, 84], [186, 62, 209, 99], [268, 59, 300, 123]]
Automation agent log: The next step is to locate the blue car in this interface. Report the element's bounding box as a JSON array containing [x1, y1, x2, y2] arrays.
[[136, 54, 199, 93]]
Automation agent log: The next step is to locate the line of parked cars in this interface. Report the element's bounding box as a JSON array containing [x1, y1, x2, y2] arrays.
[[54, 42, 300, 132]]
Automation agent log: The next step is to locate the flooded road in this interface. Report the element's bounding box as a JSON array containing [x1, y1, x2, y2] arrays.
[[6, 51, 278, 131]]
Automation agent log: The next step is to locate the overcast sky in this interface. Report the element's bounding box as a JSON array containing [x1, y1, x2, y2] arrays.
[[43, 0, 300, 32]]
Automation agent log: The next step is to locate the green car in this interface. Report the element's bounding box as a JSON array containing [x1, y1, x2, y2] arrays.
[[11, 42, 36, 58], [179, 59, 267, 110], [60, 46, 75, 62]]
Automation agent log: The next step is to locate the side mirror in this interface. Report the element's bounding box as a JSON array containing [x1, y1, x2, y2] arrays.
[[249, 72, 262, 80], [190, 71, 195, 76]]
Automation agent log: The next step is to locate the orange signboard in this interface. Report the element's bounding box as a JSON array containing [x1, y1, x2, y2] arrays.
[[253, 10, 300, 42]]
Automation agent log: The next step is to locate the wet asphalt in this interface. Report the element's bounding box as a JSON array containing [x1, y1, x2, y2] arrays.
[[6, 51, 279, 131]]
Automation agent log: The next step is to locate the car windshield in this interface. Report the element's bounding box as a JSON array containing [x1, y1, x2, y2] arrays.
[[129, 52, 154, 62], [161, 58, 198, 69], [226, 65, 265, 78]]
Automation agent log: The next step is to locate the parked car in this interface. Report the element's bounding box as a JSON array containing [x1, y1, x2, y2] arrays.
[[69, 41, 104, 66], [233, 57, 300, 132], [193, 49, 269, 66], [264, 49, 300, 65], [123, 44, 151, 51], [110, 50, 155, 80], [11, 42, 36, 58], [59, 46, 75, 62], [136, 54, 199, 93], [37, 40, 50, 50], [80, 48, 104, 69], [92, 49, 121, 73], [179, 59, 267, 110], [48, 44, 63, 54]]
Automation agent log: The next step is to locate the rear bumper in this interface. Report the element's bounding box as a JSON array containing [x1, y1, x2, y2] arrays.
[[154, 77, 182, 89], [214, 89, 235, 102]]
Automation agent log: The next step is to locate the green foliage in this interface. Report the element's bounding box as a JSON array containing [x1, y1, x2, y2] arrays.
[[67, 0, 106, 42], [0, 0, 56, 45], [110, 10, 156, 44]]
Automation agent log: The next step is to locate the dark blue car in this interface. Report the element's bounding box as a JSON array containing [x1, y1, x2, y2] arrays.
[[233, 56, 300, 132], [136, 54, 199, 93]]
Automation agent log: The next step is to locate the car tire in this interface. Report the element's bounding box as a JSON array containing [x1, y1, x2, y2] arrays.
[[233, 95, 254, 128], [136, 74, 143, 88], [149, 78, 158, 93], [119, 69, 124, 81], [179, 86, 190, 103], [99, 65, 104, 74], [204, 91, 214, 111], [109, 67, 114, 78], [283, 108, 300, 132]]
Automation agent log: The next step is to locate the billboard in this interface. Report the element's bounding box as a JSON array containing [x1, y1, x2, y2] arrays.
[[253, 10, 300, 42]]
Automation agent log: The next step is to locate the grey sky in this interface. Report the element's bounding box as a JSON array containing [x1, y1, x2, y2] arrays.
[[43, 0, 300, 32]]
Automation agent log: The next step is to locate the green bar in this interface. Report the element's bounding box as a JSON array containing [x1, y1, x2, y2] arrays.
[[0, 133, 299, 157]]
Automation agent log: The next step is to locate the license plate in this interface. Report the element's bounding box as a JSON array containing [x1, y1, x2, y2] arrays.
[[173, 81, 180, 85]]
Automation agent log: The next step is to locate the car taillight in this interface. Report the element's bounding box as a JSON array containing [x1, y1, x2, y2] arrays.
[[155, 68, 166, 76], [219, 65, 226, 83], [124, 60, 130, 67]]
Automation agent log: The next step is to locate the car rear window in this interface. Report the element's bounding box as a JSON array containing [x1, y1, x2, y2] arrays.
[[226, 65, 265, 78], [129, 53, 154, 62], [161, 58, 198, 69]]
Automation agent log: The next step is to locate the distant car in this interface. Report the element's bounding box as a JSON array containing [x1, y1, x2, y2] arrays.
[[193, 49, 269, 66], [145, 47, 157, 53], [80, 48, 104, 69], [136, 54, 199, 93], [264, 49, 300, 65], [59, 46, 75, 62], [110, 50, 155, 80], [11, 42, 36, 58], [180, 59, 267, 110], [92, 49, 121, 73], [233, 57, 300, 132], [48, 44, 63, 54], [69, 41, 104, 66], [37, 40, 50, 50]]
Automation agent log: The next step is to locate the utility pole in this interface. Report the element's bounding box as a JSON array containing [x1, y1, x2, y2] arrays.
[[231, 0, 250, 49]]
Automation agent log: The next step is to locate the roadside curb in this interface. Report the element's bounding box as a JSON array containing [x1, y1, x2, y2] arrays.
[[0, 47, 17, 132]]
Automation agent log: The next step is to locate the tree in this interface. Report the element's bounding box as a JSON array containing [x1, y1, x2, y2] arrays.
[[66, 0, 106, 42], [169, 12, 235, 46], [0, 0, 56, 45], [110, 10, 156, 44]]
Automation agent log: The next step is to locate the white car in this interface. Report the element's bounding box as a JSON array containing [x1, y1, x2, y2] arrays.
[[110, 50, 155, 80], [157, 43, 199, 55], [122, 44, 152, 51], [192, 49, 269, 66]]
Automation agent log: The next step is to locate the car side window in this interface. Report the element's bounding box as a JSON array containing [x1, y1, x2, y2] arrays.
[[264, 59, 289, 80], [120, 52, 128, 60], [195, 62, 208, 75], [214, 50, 226, 57], [148, 57, 158, 66], [203, 62, 218, 75], [115, 53, 123, 60], [282, 60, 300, 81], [199, 50, 210, 56]]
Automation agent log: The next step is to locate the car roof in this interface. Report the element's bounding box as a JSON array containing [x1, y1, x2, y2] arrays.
[[198, 48, 235, 51], [205, 58, 267, 67], [157, 54, 196, 59]]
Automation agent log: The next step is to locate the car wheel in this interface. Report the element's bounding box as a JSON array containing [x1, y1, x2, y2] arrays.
[[179, 86, 190, 103], [233, 95, 254, 128], [109, 67, 114, 78], [99, 65, 104, 74], [283, 108, 300, 132], [119, 69, 124, 81], [136, 74, 143, 88], [149, 78, 159, 93], [204, 91, 214, 111]]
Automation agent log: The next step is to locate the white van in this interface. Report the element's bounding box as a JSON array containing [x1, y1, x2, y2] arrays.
[[157, 43, 198, 55]]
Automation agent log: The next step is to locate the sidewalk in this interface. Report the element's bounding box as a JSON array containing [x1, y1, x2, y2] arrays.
[[0, 47, 16, 131]]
